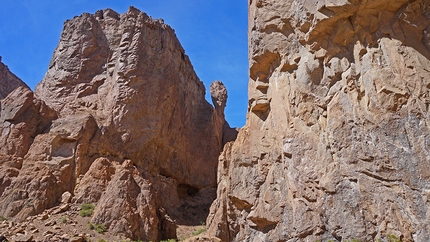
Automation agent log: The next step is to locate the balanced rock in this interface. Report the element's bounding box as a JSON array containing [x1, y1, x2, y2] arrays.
[[208, 0, 430, 242]]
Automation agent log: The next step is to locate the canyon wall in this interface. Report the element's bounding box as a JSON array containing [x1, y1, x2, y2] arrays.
[[208, 0, 430, 241], [0, 7, 231, 241], [0, 59, 29, 99]]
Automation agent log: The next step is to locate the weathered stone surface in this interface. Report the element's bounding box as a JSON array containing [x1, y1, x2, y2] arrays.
[[210, 81, 238, 146], [0, 6, 231, 241], [0, 86, 57, 208], [14, 233, 32, 242], [60, 191, 72, 204], [0, 59, 29, 100], [0, 86, 56, 158], [210, 81, 228, 115], [208, 0, 430, 242], [34, 7, 224, 191], [0, 114, 97, 221], [91, 159, 159, 240]]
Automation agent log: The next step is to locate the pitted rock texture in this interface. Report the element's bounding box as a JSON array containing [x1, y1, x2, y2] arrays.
[[208, 0, 430, 241], [0, 7, 229, 241], [0, 59, 29, 100]]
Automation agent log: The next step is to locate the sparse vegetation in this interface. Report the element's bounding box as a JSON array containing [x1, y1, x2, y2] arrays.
[[59, 215, 67, 223], [0, 215, 6, 221], [26, 197, 34, 207], [160, 239, 176, 242], [387, 234, 400, 242], [80, 203, 95, 217], [89, 222, 107, 233], [98, 239, 107, 242], [192, 227, 206, 236], [95, 223, 107, 233]]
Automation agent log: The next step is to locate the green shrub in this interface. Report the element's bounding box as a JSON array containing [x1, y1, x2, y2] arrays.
[[192, 227, 206, 236], [387, 234, 400, 242], [79, 203, 95, 217], [95, 223, 107, 233], [0, 216, 6, 221], [98, 239, 107, 242], [88, 222, 107, 233], [59, 216, 67, 223]]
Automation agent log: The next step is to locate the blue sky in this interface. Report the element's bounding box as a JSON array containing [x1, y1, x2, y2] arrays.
[[0, 1, 248, 127]]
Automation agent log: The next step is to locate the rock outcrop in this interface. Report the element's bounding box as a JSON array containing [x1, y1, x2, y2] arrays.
[[0, 58, 29, 100], [0, 7, 230, 241], [208, 0, 430, 241]]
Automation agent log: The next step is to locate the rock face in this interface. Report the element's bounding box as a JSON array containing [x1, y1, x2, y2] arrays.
[[0, 7, 230, 241], [0, 59, 29, 100], [208, 0, 430, 241]]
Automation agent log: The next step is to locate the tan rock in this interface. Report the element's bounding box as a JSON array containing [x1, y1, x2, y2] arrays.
[[0, 59, 29, 100], [210, 81, 227, 114], [90, 160, 159, 239], [12, 227, 23, 234], [14, 234, 32, 242], [54, 204, 69, 214], [44, 221, 55, 227], [69, 236, 84, 242], [208, 0, 430, 241], [61, 191, 72, 204]]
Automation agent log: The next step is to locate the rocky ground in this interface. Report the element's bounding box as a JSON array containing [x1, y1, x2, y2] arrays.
[[0, 200, 216, 242]]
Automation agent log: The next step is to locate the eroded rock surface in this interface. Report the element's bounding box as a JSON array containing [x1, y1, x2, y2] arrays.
[[0, 59, 29, 100], [0, 7, 230, 241], [208, 1, 430, 241]]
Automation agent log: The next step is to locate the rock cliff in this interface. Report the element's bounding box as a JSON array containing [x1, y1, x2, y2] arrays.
[[0, 7, 231, 241], [208, 0, 430, 241], [0, 59, 29, 99]]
